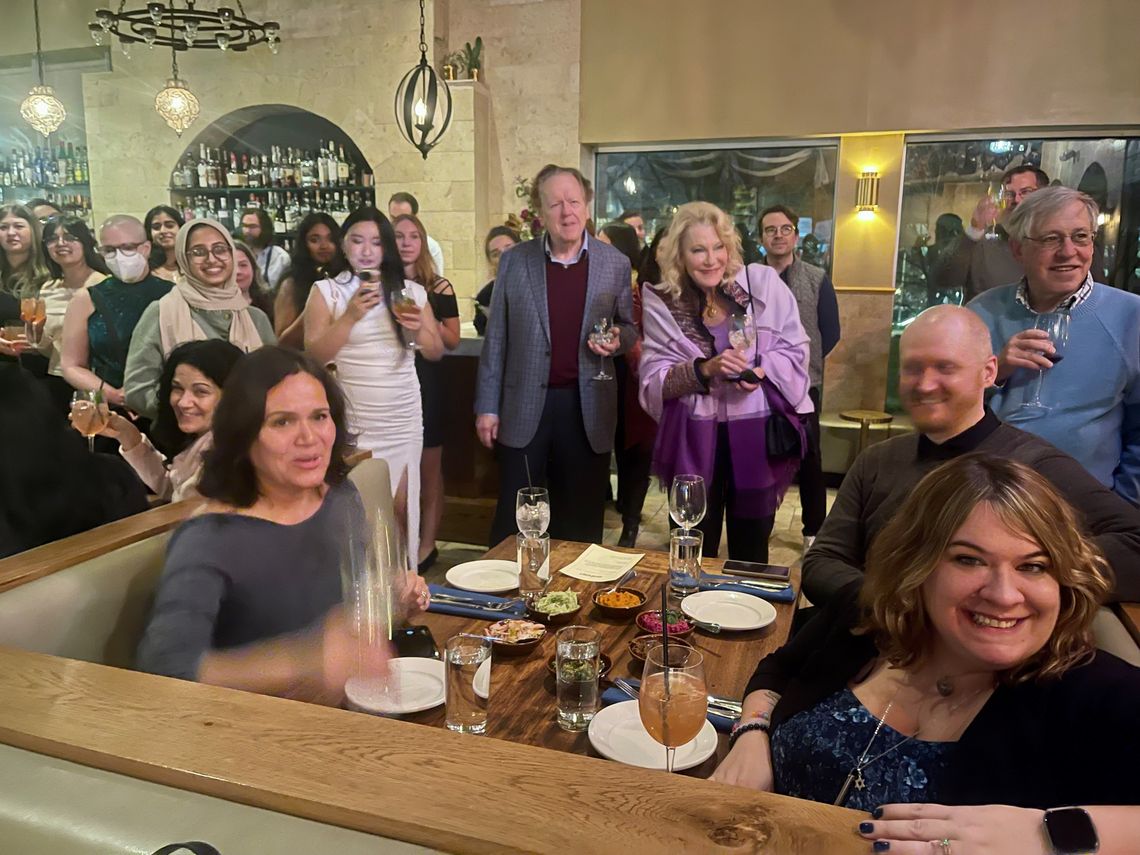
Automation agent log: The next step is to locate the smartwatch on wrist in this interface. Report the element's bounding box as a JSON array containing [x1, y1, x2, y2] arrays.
[[1042, 807, 1099, 854]]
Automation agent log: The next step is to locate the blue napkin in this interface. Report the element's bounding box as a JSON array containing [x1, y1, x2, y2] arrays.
[[427, 584, 527, 620], [698, 573, 796, 603], [601, 678, 735, 734]]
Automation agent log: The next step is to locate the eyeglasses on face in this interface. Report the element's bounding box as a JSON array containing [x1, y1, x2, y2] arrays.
[[187, 243, 234, 260], [762, 224, 796, 237], [47, 232, 80, 245], [100, 243, 143, 258], [1023, 230, 1094, 250]]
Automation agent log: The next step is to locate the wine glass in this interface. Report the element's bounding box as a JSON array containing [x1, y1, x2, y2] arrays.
[[589, 316, 613, 381], [1017, 311, 1070, 415], [70, 389, 109, 453], [639, 642, 707, 773], [984, 185, 1006, 241], [515, 486, 550, 537], [392, 284, 420, 350], [669, 474, 706, 533]]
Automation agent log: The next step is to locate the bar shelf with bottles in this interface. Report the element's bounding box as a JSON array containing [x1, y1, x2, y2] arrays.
[[0, 143, 92, 225], [170, 141, 375, 249]]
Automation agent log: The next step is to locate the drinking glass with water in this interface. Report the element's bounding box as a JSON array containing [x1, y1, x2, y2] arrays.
[[515, 486, 550, 536], [517, 531, 551, 606], [669, 528, 703, 598], [445, 634, 491, 734], [555, 625, 600, 732]]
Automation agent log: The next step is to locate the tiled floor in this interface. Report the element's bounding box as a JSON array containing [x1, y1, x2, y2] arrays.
[[425, 477, 837, 583]]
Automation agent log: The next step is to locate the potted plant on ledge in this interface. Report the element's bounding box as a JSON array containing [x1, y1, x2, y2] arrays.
[[462, 37, 483, 81], [441, 50, 465, 81]]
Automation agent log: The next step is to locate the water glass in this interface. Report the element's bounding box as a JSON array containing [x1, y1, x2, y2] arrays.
[[555, 625, 600, 731], [515, 486, 550, 536], [517, 532, 551, 606], [669, 474, 707, 532], [445, 634, 491, 734], [669, 528, 703, 598]]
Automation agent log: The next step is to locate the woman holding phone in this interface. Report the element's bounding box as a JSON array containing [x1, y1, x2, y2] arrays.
[[303, 207, 443, 570]]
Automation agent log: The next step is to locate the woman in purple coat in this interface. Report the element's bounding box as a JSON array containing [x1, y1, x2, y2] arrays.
[[640, 202, 812, 561]]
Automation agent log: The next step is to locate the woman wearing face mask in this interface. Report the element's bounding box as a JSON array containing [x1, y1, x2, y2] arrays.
[[393, 213, 460, 570], [473, 225, 519, 337], [91, 340, 242, 502], [233, 240, 276, 321], [33, 217, 110, 412], [0, 205, 51, 355], [144, 205, 184, 283], [305, 207, 444, 571], [273, 213, 343, 350], [59, 214, 171, 409], [124, 219, 275, 420]]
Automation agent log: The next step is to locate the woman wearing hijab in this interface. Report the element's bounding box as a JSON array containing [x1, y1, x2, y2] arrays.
[[124, 218, 274, 419]]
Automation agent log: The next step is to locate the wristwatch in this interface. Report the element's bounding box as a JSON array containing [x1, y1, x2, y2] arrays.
[[1042, 807, 1099, 854]]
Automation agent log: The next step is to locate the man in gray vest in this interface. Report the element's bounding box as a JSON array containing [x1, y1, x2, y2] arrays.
[[759, 205, 841, 553]]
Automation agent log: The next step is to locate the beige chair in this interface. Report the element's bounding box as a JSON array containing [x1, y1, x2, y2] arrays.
[[347, 455, 399, 543], [0, 532, 172, 667], [1093, 607, 1140, 667]]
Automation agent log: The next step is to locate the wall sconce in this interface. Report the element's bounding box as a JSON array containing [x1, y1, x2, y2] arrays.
[[855, 168, 880, 220]]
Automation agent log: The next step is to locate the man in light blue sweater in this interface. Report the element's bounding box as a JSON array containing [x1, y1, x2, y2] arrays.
[[969, 186, 1140, 505]]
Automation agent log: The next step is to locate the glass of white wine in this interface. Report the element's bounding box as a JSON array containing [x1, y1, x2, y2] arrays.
[[589, 316, 613, 381]]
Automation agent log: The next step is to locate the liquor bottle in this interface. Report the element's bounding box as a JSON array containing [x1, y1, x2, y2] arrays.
[[292, 149, 303, 187], [208, 148, 221, 189], [181, 153, 196, 189], [247, 154, 261, 188], [67, 143, 76, 181], [336, 144, 350, 186], [284, 192, 300, 232], [217, 195, 231, 230], [273, 193, 287, 235], [172, 159, 184, 189], [78, 146, 89, 183], [316, 140, 329, 186], [56, 145, 68, 186], [301, 149, 315, 188], [331, 191, 348, 224], [226, 151, 241, 188], [197, 144, 209, 189]]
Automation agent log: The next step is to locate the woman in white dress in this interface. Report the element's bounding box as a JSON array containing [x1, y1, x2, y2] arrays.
[[304, 207, 444, 569]]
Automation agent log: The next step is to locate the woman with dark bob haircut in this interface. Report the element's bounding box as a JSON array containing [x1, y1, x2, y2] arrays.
[[92, 339, 242, 502], [712, 454, 1140, 852], [136, 346, 429, 702]]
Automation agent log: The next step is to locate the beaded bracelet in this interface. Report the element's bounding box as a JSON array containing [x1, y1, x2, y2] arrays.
[[728, 721, 769, 749]]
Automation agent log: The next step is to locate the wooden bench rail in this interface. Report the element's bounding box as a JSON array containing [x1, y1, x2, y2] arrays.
[[0, 499, 201, 594], [0, 647, 866, 854]]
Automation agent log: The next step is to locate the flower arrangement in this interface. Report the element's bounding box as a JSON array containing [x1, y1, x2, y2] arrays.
[[512, 175, 542, 240]]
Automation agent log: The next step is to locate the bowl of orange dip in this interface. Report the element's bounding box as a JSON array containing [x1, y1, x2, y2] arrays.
[[592, 587, 648, 620]]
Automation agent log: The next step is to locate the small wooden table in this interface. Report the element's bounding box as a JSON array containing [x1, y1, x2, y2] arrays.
[[839, 409, 893, 454], [404, 538, 800, 776]]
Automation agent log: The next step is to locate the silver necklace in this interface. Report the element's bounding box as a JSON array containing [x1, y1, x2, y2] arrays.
[[833, 693, 918, 806]]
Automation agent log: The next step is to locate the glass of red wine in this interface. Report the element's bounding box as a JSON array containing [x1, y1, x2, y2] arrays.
[[1018, 311, 1070, 414]]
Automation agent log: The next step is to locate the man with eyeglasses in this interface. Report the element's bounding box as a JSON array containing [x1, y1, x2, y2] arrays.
[[759, 205, 841, 554], [968, 186, 1140, 505], [938, 165, 1050, 302]]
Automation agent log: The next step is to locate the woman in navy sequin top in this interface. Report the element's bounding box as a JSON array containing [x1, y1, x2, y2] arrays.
[[711, 454, 1140, 852]]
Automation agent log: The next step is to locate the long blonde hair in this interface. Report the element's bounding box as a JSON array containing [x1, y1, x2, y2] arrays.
[[653, 202, 742, 301], [0, 204, 50, 299], [859, 454, 1111, 684]]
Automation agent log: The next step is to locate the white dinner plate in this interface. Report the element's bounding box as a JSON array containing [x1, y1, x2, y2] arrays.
[[587, 700, 717, 771], [445, 560, 519, 594], [473, 658, 491, 700], [680, 590, 777, 632], [345, 657, 446, 714]]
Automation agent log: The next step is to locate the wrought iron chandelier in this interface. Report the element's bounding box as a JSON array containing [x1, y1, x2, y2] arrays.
[[90, 1, 280, 54], [394, 0, 452, 160], [20, 0, 67, 137], [154, 46, 200, 136]]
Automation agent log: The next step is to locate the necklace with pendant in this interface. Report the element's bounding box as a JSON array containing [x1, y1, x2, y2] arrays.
[[833, 692, 917, 806]]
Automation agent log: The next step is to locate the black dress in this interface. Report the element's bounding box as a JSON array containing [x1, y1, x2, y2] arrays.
[[415, 278, 459, 448]]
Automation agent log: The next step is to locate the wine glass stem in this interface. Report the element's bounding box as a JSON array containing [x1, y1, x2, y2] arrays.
[[87, 436, 95, 454], [1028, 368, 1046, 406], [666, 746, 676, 774]]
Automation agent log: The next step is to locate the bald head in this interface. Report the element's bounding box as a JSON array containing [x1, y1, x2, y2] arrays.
[[898, 305, 998, 443], [99, 214, 147, 244], [901, 305, 993, 363]]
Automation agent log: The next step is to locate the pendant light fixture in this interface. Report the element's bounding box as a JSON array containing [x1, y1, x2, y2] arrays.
[[154, 43, 200, 136], [20, 0, 68, 137], [394, 0, 452, 160]]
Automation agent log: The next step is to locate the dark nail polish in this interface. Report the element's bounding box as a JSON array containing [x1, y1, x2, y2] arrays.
[[859, 822, 874, 834], [873, 842, 890, 853], [871, 807, 883, 819]]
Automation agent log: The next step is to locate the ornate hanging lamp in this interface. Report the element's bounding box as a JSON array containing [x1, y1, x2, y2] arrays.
[[154, 45, 200, 136], [89, 1, 280, 53], [394, 0, 452, 160], [20, 0, 67, 137]]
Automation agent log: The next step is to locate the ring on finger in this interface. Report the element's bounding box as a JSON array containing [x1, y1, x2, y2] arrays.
[[932, 839, 951, 855]]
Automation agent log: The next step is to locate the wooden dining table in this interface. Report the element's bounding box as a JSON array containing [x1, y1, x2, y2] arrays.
[[397, 538, 800, 777]]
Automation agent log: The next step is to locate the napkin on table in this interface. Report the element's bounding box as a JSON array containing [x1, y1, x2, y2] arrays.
[[427, 585, 527, 620], [698, 573, 796, 603]]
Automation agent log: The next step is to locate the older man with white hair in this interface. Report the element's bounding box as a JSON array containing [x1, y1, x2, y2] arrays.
[[968, 186, 1140, 505]]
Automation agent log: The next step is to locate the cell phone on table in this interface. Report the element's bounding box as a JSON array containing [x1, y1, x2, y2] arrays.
[[393, 625, 440, 659], [721, 559, 791, 581]]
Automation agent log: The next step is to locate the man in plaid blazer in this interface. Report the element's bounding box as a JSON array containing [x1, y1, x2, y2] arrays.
[[476, 165, 637, 546]]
